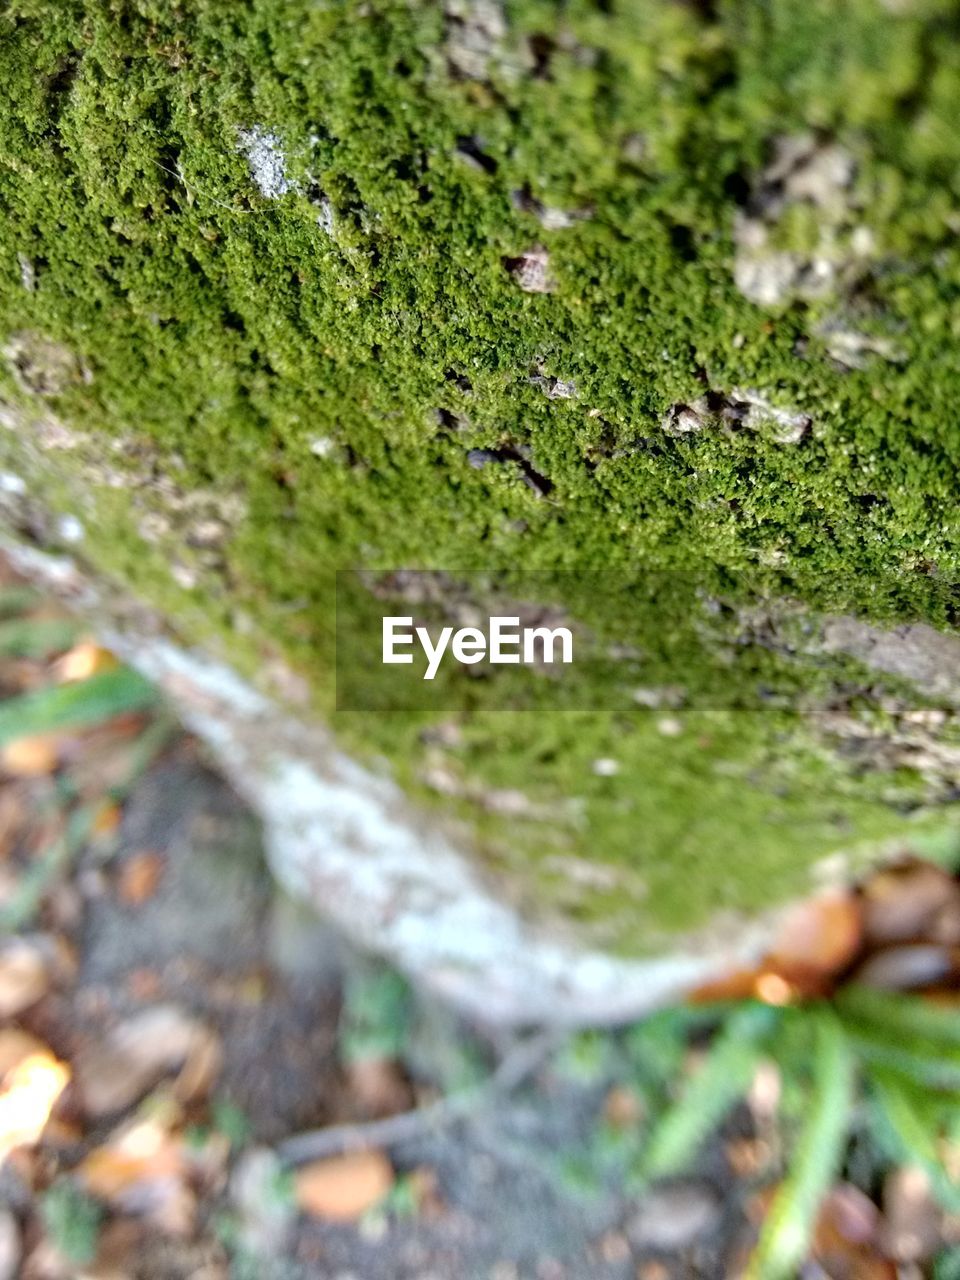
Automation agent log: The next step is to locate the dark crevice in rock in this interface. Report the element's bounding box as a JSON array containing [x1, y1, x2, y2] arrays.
[[466, 445, 553, 496], [456, 136, 498, 174]]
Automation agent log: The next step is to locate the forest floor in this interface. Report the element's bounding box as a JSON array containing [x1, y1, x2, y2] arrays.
[[0, 552, 959, 1280]]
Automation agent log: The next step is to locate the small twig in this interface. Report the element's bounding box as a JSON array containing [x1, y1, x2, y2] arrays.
[[277, 1029, 558, 1166]]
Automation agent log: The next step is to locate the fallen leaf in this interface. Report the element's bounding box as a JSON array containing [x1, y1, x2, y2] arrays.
[[90, 802, 121, 841], [881, 1166, 944, 1263], [862, 860, 960, 947], [0, 735, 58, 778], [345, 1057, 412, 1118], [84, 1218, 148, 1280], [55, 642, 119, 684], [813, 1182, 896, 1279], [80, 1120, 184, 1200], [79, 1108, 200, 1238], [0, 1030, 70, 1159], [116, 852, 165, 906], [688, 968, 761, 1005], [75, 1006, 222, 1118], [766, 890, 863, 979], [173, 1024, 222, 1104], [0, 787, 26, 860], [0, 938, 50, 1017], [294, 1150, 394, 1221], [852, 944, 955, 991]]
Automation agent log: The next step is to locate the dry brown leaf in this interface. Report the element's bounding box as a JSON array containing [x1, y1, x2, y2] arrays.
[[116, 852, 165, 906], [0, 938, 50, 1017], [345, 1057, 412, 1118], [173, 1025, 222, 1104], [294, 1150, 394, 1222], [55, 642, 119, 683], [91, 802, 122, 841], [84, 1218, 148, 1280], [76, 1006, 222, 1118], [79, 1117, 197, 1237], [0, 736, 59, 778], [0, 787, 26, 861], [688, 968, 762, 1005], [852, 944, 955, 991], [81, 1121, 185, 1199], [881, 1166, 944, 1263], [862, 860, 960, 947], [766, 890, 863, 978], [813, 1182, 896, 1279]]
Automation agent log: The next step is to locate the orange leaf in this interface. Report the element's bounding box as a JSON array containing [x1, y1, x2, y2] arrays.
[[766, 890, 863, 979], [0, 735, 58, 777], [80, 1130, 183, 1200], [294, 1150, 394, 1221], [688, 968, 762, 1004], [91, 801, 122, 840], [116, 852, 165, 906]]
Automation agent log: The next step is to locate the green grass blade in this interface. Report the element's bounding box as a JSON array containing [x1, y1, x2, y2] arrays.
[[0, 586, 39, 618], [848, 1033, 960, 1092], [632, 1003, 777, 1185], [748, 1010, 855, 1280], [0, 667, 159, 746], [837, 987, 960, 1050], [0, 616, 83, 658], [870, 1071, 960, 1212]]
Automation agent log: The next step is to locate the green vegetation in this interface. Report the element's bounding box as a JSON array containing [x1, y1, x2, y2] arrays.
[[555, 989, 960, 1277], [40, 1180, 104, 1266], [2, 0, 960, 942], [0, 597, 173, 932]]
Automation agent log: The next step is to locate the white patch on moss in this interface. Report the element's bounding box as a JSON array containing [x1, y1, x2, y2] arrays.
[[238, 127, 295, 199], [56, 514, 83, 544], [663, 389, 811, 444], [733, 136, 862, 308]]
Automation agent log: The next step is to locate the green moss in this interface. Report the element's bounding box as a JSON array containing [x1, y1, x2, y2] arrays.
[[2, 0, 960, 949]]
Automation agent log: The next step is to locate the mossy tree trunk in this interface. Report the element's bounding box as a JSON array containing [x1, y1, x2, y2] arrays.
[[2, 0, 960, 1021]]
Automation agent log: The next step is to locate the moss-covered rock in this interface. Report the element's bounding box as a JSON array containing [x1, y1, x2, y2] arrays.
[[2, 0, 960, 976]]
